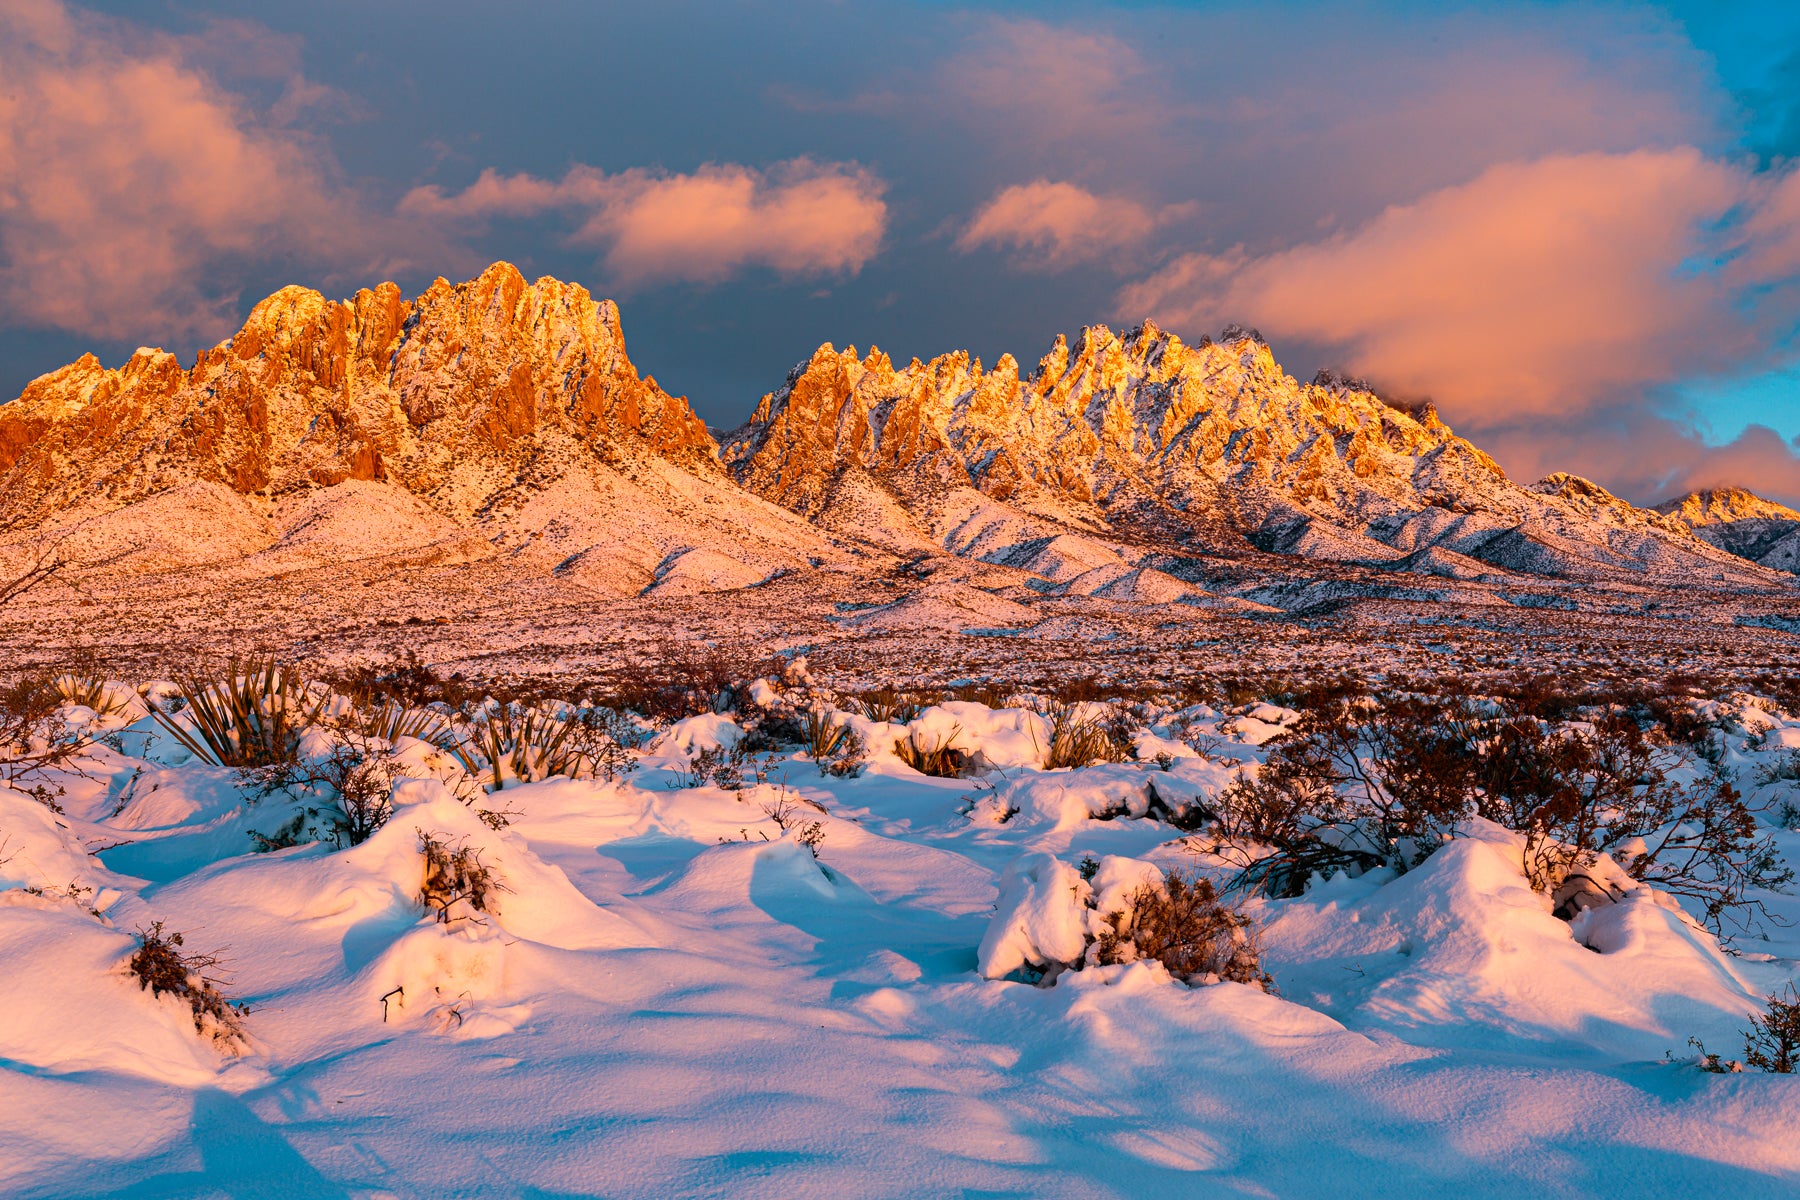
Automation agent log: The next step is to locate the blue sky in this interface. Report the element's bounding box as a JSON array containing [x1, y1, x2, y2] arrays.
[[2, 0, 1797, 503]]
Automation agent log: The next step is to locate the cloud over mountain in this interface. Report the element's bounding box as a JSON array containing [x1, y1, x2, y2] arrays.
[[401, 159, 888, 286]]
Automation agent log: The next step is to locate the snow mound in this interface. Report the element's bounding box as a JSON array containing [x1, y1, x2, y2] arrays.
[[1264, 826, 1763, 1059]]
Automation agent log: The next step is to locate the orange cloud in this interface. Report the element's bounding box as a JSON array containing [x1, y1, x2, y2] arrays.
[[0, 0, 405, 341], [957, 181, 1196, 267], [1119, 149, 1800, 426], [402, 159, 887, 286]]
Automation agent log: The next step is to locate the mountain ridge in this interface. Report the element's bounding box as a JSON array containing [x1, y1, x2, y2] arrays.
[[2, 265, 1794, 599]]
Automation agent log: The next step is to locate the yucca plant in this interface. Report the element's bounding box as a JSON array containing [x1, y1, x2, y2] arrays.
[[50, 672, 134, 717], [894, 725, 968, 777], [801, 706, 851, 760], [454, 705, 587, 790], [341, 696, 455, 747], [853, 686, 922, 724], [153, 659, 329, 767], [1037, 700, 1135, 770]]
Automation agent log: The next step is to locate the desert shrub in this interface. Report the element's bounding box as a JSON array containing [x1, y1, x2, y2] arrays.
[[1214, 697, 1478, 895], [852, 685, 922, 724], [893, 726, 968, 777], [763, 790, 827, 857], [602, 639, 778, 721], [152, 659, 328, 767], [795, 707, 865, 777], [330, 651, 472, 712], [670, 741, 763, 790], [337, 697, 455, 747], [0, 673, 92, 784], [49, 669, 134, 717], [1743, 986, 1800, 1073], [1036, 700, 1135, 770], [127, 922, 247, 1043], [1091, 869, 1271, 989], [800, 706, 849, 759], [419, 832, 501, 923], [942, 681, 1010, 708], [451, 704, 633, 791], [1755, 751, 1800, 788], [1471, 711, 1789, 932], [247, 808, 321, 853]]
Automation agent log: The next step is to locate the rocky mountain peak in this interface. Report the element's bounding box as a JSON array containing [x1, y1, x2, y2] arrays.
[[1655, 486, 1800, 528], [0, 264, 716, 522]]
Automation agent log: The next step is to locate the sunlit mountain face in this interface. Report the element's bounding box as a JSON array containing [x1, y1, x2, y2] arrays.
[[2, 4, 1800, 1198]]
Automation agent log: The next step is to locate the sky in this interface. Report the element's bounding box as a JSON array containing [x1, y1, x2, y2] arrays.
[[2, 0, 1798, 506]]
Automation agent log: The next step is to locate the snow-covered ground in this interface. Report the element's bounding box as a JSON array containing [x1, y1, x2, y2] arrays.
[[4, 687, 1800, 1198]]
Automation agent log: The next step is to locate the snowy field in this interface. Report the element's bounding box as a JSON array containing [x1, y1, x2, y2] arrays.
[[4, 673, 1800, 1198]]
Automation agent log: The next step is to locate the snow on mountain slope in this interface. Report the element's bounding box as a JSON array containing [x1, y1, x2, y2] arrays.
[[725, 326, 1779, 587], [1657, 487, 1800, 575], [0, 264, 851, 595]]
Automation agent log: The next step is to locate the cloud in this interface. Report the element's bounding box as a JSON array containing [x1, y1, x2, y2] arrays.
[[0, 0, 409, 342], [401, 159, 887, 286], [957, 181, 1196, 268], [1118, 149, 1800, 426], [1474, 414, 1800, 509]]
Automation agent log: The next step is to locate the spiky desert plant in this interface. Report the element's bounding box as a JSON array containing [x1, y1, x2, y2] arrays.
[[1037, 700, 1135, 770], [342, 696, 456, 747], [894, 725, 967, 777], [801, 706, 850, 760], [455, 704, 586, 790], [50, 671, 135, 717], [153, 659, 328, 767]]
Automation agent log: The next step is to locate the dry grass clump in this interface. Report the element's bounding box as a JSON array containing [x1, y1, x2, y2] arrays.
[[1036, 700, 1135, 770], [851, 686, 923, 724], [893, 726, 968, 777], [1091, 869, 1270, 990], [419, 832, 501, 924], [152, 658, 328, 767], [127, 921, 248, 1043]]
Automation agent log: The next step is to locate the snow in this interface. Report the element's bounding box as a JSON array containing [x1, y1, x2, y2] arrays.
[[2, 692, 1800, 1196]]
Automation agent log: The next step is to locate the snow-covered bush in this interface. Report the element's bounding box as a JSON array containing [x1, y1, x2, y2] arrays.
[[1743, 987, 1800, 1073], [419, 832, 501, 924], [1213, 697, 1474, 894], [1206, 694, 1789, 934], [126, 922, 247, 1045], [977, 853, 1269, 990], [452, 704, 635, 791]]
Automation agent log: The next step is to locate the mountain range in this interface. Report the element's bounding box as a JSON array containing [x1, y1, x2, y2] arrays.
[[1, 263, 1795, 619]]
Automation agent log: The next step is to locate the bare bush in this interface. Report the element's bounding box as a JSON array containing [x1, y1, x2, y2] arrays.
[[763, 790, 826, 857], [1744, 986, 1800, 1073], [1091, 869, 1271, 990], [127, 922, 248, 1043], [1208, 694, 1789, 936], [419, 832, 501, 923], [670, 741, 763, 791]]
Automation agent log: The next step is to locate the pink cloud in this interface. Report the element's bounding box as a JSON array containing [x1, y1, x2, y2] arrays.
[[1118, 150, 1800, 426], [957, 181, 1196, 267], [0, 0, 411, 342], [402, 159, 887, 286]]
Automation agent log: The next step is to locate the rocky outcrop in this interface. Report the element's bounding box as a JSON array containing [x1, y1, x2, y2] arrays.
[[1656, 487, 1800, 575], [0, 262, 717, 524], [724, 323, 1772, 585]]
